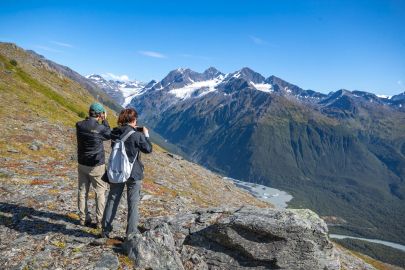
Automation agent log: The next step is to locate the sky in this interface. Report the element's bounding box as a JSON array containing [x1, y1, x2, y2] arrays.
[[1, 0, 404, 95]]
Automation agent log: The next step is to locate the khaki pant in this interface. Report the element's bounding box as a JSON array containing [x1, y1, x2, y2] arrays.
[[77, 164, 107, 224]]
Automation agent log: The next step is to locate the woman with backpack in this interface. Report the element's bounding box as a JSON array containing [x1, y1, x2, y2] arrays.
[[101, 108, 152, 238]]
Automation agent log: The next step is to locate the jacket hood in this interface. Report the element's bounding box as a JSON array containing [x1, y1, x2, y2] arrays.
[[111, 125, 133, 141]]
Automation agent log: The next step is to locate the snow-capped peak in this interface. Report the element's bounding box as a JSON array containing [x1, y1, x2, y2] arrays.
[[376, 94, 392, 99], [233, 71, 242, 79], [87, 74, 146, 107], [176, 67, 187, 73], [167, 68, 274, 99], [169, 77, 223, 99]]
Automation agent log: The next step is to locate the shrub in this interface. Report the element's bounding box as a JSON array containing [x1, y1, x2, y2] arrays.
[[10, 59, 18, 66], [78, 111, 86, 118]]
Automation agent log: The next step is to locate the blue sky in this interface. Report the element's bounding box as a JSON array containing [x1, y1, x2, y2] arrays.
[[1, 0, 404, 95]]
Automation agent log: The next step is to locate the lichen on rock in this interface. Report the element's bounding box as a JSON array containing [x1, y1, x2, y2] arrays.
[[124, 207, 341, 270]]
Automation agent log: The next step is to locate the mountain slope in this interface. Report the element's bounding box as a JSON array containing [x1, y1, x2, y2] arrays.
[[27, 51, 122, 112], [0, 44, 122, 113], [0, 43, 120, 126], [128, 67, 405, 246]]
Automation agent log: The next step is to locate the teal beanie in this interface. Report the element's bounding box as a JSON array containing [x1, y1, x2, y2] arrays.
[[89, 102, 105, 113]]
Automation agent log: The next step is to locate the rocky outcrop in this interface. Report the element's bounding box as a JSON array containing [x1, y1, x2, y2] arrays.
[[124, 207, 340, 270]]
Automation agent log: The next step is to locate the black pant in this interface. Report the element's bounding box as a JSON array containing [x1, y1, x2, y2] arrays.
[[102, 178, 142, 236]]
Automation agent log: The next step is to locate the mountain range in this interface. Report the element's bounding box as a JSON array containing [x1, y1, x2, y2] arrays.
[[87, 74, 145, 107], [125, 66, 405, 245]]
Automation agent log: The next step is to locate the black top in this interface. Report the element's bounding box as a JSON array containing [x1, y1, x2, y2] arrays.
[[76, 117, 111, 166], [111, 125, 153, 180]]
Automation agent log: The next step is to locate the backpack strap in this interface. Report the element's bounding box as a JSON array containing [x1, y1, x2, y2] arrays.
[[120, 130, 139, 164], [120, 130, 135, 143]]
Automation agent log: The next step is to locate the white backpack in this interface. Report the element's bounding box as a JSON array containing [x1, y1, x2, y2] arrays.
[[107, 130, 137, 183]]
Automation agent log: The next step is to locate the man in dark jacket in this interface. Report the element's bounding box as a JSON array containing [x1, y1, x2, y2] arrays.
[[76, 102, 111, 228]]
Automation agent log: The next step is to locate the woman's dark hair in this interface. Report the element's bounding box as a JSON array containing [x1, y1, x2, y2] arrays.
[[117, 108, 138, 126]]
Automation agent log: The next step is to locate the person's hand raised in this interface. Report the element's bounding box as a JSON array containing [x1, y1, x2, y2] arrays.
[[143, 126, 149, 138]]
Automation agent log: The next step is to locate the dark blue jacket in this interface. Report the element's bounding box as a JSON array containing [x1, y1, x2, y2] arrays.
[[111, 125, 153, 180], [76, 117, 111, 166]]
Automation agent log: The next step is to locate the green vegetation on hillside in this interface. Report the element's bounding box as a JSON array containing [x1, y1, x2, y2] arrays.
[[0, 54, 83, 126], [9, 59, 17, 66], [334, 238, 405, 268], [12, 58, 84, 116], [0, 50, 116, 127]]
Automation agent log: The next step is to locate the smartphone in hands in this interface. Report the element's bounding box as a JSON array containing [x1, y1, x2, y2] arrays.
[[135, 126, 144, 132], [100, 111, 107, 121]]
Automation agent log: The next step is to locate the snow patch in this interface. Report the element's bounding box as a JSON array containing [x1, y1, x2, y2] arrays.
[[217, 74, 225, 80], [377, 94, 392, 99], [169, 78, 222, 99], [233, 71, 241, 78], [120, 86, 145, 107], [176, 68, 186, 73], [252, 83, 273, 93]]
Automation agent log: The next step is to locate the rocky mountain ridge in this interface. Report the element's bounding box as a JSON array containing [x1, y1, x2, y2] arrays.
[[128, 66, 404, 111]]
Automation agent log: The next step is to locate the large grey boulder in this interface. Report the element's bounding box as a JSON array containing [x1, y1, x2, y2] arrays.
[[124, 223, 185, 270], [124, 207, 340, 270]]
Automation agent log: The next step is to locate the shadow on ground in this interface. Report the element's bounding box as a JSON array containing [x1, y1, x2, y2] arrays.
[[0, 202, 96, 238]]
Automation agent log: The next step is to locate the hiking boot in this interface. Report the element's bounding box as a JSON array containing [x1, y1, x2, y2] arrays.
[[80, 218, 92, 227], [100, 230, 110, 239]]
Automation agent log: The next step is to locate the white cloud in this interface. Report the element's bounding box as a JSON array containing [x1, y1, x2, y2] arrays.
[[138, 50, 167, 58], [50, 41, 73, 48], [35, 45, 62, 53], [103, 73, 130, 81], [249, 35, 267, 45]]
